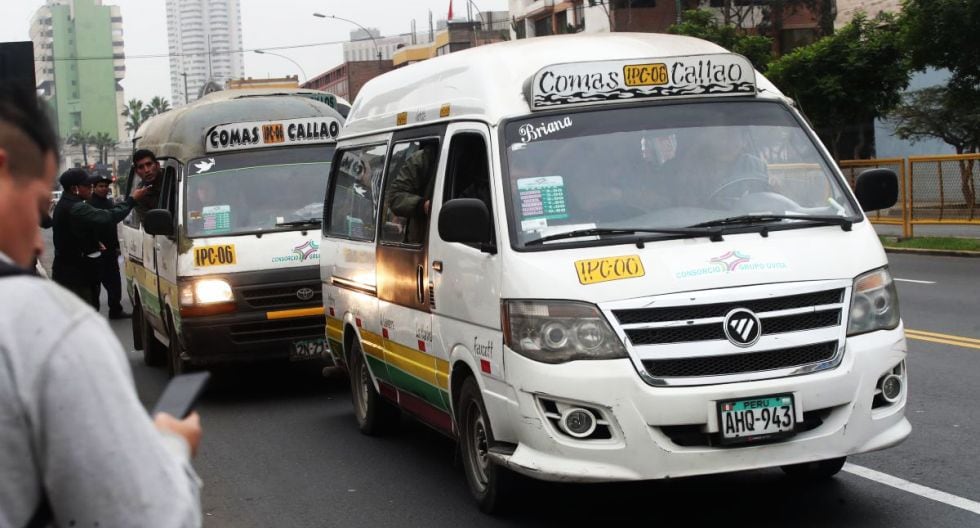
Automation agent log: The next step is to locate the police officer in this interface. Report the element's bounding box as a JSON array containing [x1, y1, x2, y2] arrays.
[[87, 173, 128, 318], [51, 168, 147, 307]]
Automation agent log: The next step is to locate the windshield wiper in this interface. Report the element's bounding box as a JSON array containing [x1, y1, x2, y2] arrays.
[[276, 218, 322, 228], [690, 214, 853, 232], [525, 226, 722, 247]]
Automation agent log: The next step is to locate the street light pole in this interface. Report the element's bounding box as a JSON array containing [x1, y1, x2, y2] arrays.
[[312, 13, 382, 62], [254, 49, 308, 83]]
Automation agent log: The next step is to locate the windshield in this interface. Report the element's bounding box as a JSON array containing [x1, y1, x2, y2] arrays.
[[503, 101, 859, 248], [185, 146, 333, 237]]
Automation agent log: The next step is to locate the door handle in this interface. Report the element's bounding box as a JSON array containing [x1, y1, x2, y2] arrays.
[[416, 264, 425, 305]]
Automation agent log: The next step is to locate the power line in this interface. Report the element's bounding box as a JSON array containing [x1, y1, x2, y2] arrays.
[[36, 38, 350, 62]]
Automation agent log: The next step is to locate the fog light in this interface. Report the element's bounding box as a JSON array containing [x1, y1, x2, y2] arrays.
[[560, 408, 596, 438], [881, 374, 903, 403]]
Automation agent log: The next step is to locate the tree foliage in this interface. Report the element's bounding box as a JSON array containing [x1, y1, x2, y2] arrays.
[[765, 13, 909, 158], [66, 131, 93, 166], [889, 86, 980, 211], [902, 0, 980, 93], [121, 99, 151, 134], [668, 9, 773, 71], [148, 96, 171, 116]]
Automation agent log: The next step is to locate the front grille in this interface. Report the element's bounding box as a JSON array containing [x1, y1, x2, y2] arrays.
[[613, 288, 845, 325], [625, 309, 841, 345], [229, 315, 324, 344], [239, 282, 322, 309], [642, 341, 837, 378]]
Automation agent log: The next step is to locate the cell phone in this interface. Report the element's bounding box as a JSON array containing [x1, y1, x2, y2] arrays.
[[151, 372, 210, 419]]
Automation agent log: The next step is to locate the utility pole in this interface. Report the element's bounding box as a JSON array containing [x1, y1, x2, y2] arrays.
[[181, 71, 189, 105]]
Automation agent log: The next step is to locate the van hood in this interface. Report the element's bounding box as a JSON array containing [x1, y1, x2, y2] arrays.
[[178, 230, 322, 277], [501, 221, 886, 303]]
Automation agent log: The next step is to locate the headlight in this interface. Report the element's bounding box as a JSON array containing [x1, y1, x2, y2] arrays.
[[180, 279, 234, 306], [847, 267, 900, 336], [503, 300, 628, 364]]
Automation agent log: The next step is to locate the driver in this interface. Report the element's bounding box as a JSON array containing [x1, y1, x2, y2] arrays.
[[663, 126, 769, 208]]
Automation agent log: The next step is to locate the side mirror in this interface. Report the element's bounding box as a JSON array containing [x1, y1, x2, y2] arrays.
[[854, 168, 898, 212], [438, 198, 493, 250], [143, 209, 175, 237]]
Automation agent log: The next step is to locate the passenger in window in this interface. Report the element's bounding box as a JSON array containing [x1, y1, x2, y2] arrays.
[[131, 149, 162, 218], [387, 143, 438, 243]]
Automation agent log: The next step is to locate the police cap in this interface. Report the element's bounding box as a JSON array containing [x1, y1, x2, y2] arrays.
[[59, 168, 91, 188]]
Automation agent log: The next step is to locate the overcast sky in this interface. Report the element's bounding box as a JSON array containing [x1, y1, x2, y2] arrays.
[[1, 0, 509, 104]]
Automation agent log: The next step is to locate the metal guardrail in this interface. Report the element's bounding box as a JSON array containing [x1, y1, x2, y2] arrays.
[[838, 154, 980, 238]]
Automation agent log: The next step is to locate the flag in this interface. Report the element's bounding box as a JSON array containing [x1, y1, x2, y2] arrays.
[[448, 0, 454, 20]]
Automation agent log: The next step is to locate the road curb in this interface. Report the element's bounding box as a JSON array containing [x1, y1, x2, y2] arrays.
[[884, 247, 980, 258]]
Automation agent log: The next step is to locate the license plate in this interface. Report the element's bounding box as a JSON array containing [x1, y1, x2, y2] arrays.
[[718, 394, 795, 444], [290, 337, 326, 361]]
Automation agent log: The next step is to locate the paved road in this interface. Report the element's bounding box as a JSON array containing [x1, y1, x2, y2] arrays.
[[94, 252, 978, 527]]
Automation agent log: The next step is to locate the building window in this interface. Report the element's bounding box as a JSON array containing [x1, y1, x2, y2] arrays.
[[781, 28, 817, 52], [556, 10, 568, 34]]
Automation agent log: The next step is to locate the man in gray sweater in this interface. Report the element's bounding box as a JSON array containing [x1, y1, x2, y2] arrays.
[[0, 87, 203, 527]]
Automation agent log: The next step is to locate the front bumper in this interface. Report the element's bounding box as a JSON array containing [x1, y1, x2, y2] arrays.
[[488, 326, 909, 482], [181, 308, 326, 366]]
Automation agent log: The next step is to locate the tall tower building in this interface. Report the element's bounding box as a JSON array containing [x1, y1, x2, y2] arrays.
[[30, 0, 126, 141], [166, 0, 244, 106]]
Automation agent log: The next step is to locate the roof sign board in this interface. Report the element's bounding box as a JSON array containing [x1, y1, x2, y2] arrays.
[[528, 54, 756, 111], [206, 116, 342, 153]]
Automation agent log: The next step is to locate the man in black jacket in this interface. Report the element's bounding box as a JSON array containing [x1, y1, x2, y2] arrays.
[[51, 168, 147, 307], [87, 174, 128, 318]]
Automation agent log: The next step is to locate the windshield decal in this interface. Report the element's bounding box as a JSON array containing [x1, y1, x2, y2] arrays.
[[201, 205, 232, 235], [575, 255, 645, 285], [529, 54, 756, 110], [517, 176, 568, 225], [194, 157, 216, 174], [518, 116, 573, 143]]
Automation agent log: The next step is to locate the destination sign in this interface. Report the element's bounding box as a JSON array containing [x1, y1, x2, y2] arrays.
[[206, 117, 342, 153], [528, 53, 756, 110]]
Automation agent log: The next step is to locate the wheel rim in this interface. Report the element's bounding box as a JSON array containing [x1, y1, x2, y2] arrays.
[[355, 359, 370, 421], [466, 401, 490, 492]]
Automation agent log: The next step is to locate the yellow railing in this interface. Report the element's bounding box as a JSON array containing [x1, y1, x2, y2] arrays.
[[839, 153, 980, 238]]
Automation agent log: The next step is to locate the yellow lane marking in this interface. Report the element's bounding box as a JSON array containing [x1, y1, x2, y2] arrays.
[[266, 307, 324, 320], [906, 329, 980, 350]]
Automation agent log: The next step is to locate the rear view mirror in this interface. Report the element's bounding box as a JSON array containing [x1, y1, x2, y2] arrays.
[[143, 209, 175, 237], [438, 198, 494, 252], [854, 168, 898, 212]]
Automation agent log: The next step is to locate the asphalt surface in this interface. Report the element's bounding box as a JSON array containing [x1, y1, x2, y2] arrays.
[[88, 251, 978, 527]]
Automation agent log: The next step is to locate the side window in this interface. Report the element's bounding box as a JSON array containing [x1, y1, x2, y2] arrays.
[[444, 133, 494, 243], [162, 165, 178, 215], [324, 144, 387, 241], [379, 138, 440, 246], [123, 166, 143, 228]]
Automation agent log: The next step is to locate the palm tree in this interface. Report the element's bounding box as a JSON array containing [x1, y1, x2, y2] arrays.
[[121, 99, 151, 135], [147, 96, 171, 117], [66, 131, 94, 166], [92, 132, 116, 164]]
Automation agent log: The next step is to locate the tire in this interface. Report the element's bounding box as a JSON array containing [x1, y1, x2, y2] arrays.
[[457, 376, 517, 514], [781, 456, 846, 480], [166, 314, 190, 377], [349, 341, 398, 435], [138, 299, 166, 367]]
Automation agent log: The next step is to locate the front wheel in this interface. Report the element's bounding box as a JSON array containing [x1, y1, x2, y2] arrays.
[[349, 341, 398, 435], [166, 315, 189, 377], [137, 299, 166, 367], [457, 376, 517, 514], [781, 456, 846, 480]]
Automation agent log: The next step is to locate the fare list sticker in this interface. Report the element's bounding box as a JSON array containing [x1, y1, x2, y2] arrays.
[[202, 205, 231, 235], [518, 176, 568, 231]]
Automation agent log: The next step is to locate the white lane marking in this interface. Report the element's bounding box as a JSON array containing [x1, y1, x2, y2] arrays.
[[894, 278, 936, 284], [844, 463, 980, 515]]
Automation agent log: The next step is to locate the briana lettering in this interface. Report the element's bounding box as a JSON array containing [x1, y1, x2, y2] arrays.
[[518, 116, 573, 143]]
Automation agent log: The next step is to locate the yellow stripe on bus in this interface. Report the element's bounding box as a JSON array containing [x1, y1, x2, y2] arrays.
[[266, 307, 324, 320]]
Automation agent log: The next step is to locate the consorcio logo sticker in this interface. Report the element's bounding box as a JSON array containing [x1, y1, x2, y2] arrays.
[[271, 240, 320, 263], [674, 250, 788, 279]]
